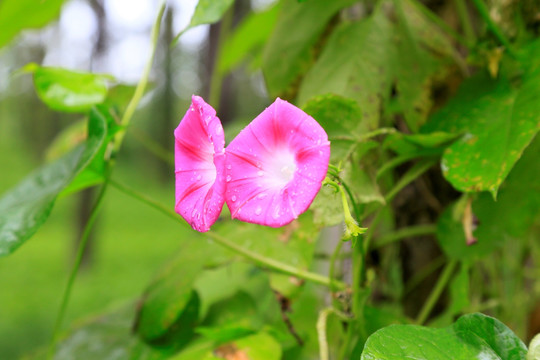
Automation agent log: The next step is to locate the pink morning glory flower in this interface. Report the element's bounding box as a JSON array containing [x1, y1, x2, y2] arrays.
[[224, 98, 330, 227], [175, 95, 225, 232]]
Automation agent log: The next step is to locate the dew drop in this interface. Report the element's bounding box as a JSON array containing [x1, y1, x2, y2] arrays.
[[196, 175, 202, 181], [257, 170, 264, 177], [226, 164, 232, 170], [273, 206, 280, 219], [226, 175, 232, 182], [232, 195, 237, 202], [255, 206, 262, 215]]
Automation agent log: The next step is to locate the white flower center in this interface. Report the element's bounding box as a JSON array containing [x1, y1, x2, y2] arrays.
[[264, 148, 297, 187]]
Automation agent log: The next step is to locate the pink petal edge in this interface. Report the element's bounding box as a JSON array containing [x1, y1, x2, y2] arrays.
[[174, 95, 225, 232], [224, 98, 330, 227]]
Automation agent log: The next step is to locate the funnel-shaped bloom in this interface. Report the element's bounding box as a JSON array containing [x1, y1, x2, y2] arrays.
[[175, 95, 225, 232], [224, 98, 330, 227]]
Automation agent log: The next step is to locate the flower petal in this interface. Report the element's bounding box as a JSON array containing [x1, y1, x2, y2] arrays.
[[225, 98, 330, 227], [175, 95, 225, 232]]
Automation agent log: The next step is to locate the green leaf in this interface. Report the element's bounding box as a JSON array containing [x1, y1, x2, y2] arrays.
[[297, 9, 395, 129], [47, 304, 167, 360], [436, 201, 501, 261], [360, 313, 527, 360], [231, 332, 282, 360], [61, 107, 121, 196], [0, 0, 65, 49], [311, 185, 344, 227], [384, 131, 460, 156], [26, 64, 111, 112], [0, 108, 107, 256], [262, 0, 358, 98], [218, 3, 279, 75], [473, 135, 540, 245], [135, 242, 206, 343], [173, 0, 234, 45], [422, 70, 540, 196], [343, 142, 385, 206], [303, 94, 369, 162]]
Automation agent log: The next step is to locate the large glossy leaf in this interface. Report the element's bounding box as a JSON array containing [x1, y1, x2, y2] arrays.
[[0, 108, 107, 257], [173, 0, 234, 44], [262, 0, 358, 98], [0, 0, 65, 48], [422, 65, 540, 196], [360, 313, 527, 360], [25, 64, 111, 112]]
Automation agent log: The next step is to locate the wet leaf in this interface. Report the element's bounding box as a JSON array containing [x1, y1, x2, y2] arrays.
[[0, 108, 107, 256], [361, 313, 527, 359], [25, 64, 111, 112]]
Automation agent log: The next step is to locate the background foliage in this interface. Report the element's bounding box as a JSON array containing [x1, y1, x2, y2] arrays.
[[0, 0, 539, 359]]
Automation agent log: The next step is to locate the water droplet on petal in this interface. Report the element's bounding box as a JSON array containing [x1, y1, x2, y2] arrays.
[[226, 164, 232, 170], [255, 206, 262, 215], [257, 170, 264, 177], [232, 195, 237, 202], [196, 175, 202, 181], [257, 193, 267, 199], [226, 175, 231, 182], [273, 206, 280, 219]]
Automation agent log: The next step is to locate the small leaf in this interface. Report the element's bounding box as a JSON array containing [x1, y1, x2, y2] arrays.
[[27, 64, 111, 112], [361, 313, 527, 360], [173, 0, 234, 45], [0, 0, 65, 48], [0, 108, 107, 256]]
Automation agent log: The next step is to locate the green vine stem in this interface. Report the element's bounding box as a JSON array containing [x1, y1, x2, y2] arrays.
[[48, 179, 110, 359], [454, 0, 476, 45], [113, 0, 166, 153], [48, 3, 166, 358], [416, 259, 458, 324], [373, 224, 437, 249], [470, 0, 518, 58], [109, 179, 348, 290], [317, 307, 354, 360]]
